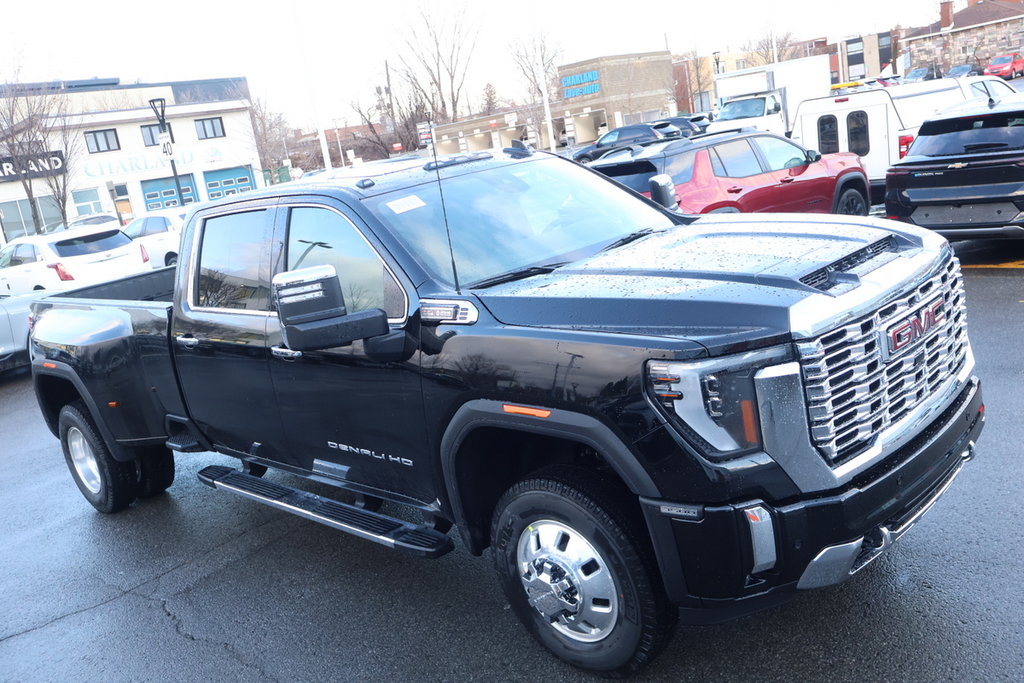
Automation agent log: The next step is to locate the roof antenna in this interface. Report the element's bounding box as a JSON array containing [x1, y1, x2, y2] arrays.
[[427, 112, 461, 293]]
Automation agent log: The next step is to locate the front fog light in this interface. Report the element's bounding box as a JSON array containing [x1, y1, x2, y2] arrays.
[[647, 346, 792, 459]]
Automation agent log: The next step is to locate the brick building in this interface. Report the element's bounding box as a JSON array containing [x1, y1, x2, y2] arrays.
[[901, 0, 1024, 73]]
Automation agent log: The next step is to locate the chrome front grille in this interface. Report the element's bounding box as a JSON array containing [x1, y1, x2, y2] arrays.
[[797, 254, 968, 465]]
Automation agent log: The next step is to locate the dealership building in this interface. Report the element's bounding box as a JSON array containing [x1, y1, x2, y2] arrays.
[[432, 51, 677, 153], [0, 77, 263, 245]]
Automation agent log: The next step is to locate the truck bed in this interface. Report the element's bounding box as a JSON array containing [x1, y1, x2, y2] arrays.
[[47, 266, 175, 303]]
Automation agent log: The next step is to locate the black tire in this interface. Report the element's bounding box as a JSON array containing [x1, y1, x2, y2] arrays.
[[490, 467, 676, 676], [59, 401, 138, 513], [576, 155, 593, 164], [165, 253, 177, 267], [835, 187, 869, 216], [135, 446, 175, 497]]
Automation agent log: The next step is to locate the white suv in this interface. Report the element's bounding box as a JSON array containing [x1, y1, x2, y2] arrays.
[[122, 208, 187, 267], [0, 225, 150, 295]]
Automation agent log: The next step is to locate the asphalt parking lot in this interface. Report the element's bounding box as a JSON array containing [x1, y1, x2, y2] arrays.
[[0, 239, 1022, 681]]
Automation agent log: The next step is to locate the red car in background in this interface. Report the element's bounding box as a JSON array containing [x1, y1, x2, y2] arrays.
[[590, 130, 870, 216], [983, 53, 1024, 79]]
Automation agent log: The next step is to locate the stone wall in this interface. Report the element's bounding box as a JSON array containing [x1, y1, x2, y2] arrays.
[[906, 18, 1024, 71]]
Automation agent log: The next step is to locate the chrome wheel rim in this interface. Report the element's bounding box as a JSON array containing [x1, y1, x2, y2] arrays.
[[67, 426, 102, 494], [517, 520, 618, 643]]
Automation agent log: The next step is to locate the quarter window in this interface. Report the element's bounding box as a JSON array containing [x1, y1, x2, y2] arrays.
[[85, 129, 120, 153], [196, 210, 269, 310], [284, 207, 405, 319], [710, 140, 763, 178], [817, 115, 839, 154], [195, 117, 225, 140], [848, 111, 870, 156]]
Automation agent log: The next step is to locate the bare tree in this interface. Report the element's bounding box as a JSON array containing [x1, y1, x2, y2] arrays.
[[0, 79, 60, 233], [351, 101, 394, 159], [397, 9, 478, 123], [742, 32, 803, 67], [680, 50, 712, 112], [481, 83, 498, 116], [40, 92, 81, 225], [510, 35, 562, 104], [247, 97, 289, 171]]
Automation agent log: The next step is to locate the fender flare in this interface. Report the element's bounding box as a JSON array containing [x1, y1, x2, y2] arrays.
[[439, 399, 661, 542], [830, 171, 869, 212], [33, 360, 131, 462]]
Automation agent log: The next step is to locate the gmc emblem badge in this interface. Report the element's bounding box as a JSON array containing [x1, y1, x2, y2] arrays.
[[882, 298, 944, 360]]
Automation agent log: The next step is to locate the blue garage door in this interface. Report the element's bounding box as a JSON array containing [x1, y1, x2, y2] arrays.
[[141, 174, 197, 210], [204, 166, 255, 200]]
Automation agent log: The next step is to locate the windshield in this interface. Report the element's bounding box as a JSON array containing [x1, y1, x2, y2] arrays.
[[717, 98, 766, 121], [947, 65, 969, 76], [992, 56, 1012, 64], [910, 113, 1024, 156], [364, 157, 674, 286]]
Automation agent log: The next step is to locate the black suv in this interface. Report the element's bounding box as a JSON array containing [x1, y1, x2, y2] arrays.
[[571, 122, 679, 163], [885, 93, 1024, 238]]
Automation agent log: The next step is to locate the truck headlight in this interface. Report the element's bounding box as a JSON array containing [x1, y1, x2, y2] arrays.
[[647, 346, 792, 459]]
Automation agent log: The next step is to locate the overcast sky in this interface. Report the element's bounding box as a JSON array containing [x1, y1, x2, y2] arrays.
[[6, 0, 952, 128]]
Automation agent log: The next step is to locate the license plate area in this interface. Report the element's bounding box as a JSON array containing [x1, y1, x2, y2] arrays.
[[911, 202, 1020, 227]]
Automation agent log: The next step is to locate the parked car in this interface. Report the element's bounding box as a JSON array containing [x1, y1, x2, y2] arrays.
[[650, 116, 702, 137], [571, 122, 678, 163], [688, 112, 714, 132], [0, 292, 36, 373], [122, 207, 187, 267], [591, 129, 869, 215], [0, 225, 150, 295], [903, 65, 942, 83], [983, 53, 1024, 79], [885, 92, 1024, 239], [946, 64, 982, 78], [791, 76, 1016, 202]]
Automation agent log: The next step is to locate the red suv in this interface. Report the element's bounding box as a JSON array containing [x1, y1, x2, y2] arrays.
[[590, 130, 869, 215], [983, 53, 1024, 79]]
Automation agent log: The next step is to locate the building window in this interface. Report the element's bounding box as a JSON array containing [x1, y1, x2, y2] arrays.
[[879, 35, 891, 49], [195, 117, 225, 140], [142, 123, 174, 147], [847, 40, 864, 56], [112, 183, 129, 199], [72, 189, 103, 215], [85, 129, 120, 153], [735, 59, 747, 70]]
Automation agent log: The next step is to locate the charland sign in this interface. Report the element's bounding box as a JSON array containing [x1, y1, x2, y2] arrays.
[[0, 152, 66, 183]]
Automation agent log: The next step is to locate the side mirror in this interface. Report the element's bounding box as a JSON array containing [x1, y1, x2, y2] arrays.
[[648, 173, 679, 211], [806, 150, 822, 163], [272, 265, 388, 351], [772, 102, 782, 114]]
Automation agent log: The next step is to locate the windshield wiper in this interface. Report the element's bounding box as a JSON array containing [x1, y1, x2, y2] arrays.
[[600, 228, 659, 252], [469, 262, 567, 289]]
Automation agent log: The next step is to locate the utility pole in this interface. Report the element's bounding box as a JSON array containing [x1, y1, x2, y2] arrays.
[[385, 60, 397, 134], [148, 98, 185, 208]]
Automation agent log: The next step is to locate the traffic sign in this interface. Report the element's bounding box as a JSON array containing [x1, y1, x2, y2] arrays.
[[159, 131, 174, 159]]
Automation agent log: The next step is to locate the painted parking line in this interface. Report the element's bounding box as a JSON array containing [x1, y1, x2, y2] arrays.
[[962, 261, 1024, 268]]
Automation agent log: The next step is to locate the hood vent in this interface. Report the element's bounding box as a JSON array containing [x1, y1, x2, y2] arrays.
[[801, 237, 898, 291]]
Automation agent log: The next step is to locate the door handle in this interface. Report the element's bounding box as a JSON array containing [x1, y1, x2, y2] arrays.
[[175, 335, 200, 349], [727, 186, 743, 194], [780, 176, 794, 183], [271, 346, 303, 360]]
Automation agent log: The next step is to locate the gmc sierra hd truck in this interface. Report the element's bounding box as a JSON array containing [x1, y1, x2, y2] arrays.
[[29, 147, 984, 676]]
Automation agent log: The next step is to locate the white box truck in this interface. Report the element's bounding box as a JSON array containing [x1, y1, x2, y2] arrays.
[[705, 54, 832, 136]]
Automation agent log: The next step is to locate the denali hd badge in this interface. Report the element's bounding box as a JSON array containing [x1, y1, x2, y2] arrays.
[[882, 298, 944, 360]]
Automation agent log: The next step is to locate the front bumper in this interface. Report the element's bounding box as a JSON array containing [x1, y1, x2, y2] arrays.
[[641, 377, 984, 619]]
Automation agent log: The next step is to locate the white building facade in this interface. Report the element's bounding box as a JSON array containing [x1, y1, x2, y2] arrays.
[[0, 78, 263, 245]]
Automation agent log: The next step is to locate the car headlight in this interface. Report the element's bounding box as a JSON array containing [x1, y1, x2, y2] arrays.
[[647, 346, 793, 460]]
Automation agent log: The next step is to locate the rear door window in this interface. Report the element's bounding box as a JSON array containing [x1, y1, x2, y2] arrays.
[[196, 210, 270, 311], [51, 230, 131, 257], [12, 244, 38, 265], [847, 111, 870, 156], [817, 115, 839, 154], [710, 140, 764, 177]]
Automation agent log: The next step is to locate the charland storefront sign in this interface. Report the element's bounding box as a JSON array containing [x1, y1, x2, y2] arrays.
[[0, 151, 66, 182]]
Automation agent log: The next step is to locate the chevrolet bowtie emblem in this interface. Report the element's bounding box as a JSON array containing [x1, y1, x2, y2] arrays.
[[948, 162, 969, 169]]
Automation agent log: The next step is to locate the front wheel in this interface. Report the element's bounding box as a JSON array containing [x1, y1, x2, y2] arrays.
[[576, 155, 593, 164], [165, 253, 178, 267], [835, 187, 869, 216], [490, 468, 676, 676], [59, 401, 138, 513]]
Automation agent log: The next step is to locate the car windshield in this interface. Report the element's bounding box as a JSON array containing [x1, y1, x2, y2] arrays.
[[910, 113, 1024, 156], [717, 98, 766, 121], [364, 156, 674, 286], [948, 66, 969, 76], [993, 56, 1012, 64]]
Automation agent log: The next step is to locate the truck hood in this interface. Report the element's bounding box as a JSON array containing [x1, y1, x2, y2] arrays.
[[474, 214, 945, 356]]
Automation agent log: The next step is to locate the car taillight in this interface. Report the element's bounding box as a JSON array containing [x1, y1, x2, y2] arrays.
[[898, 134, 914, 158], [46, 263, 74, 281], [140, 243, 149, 263]]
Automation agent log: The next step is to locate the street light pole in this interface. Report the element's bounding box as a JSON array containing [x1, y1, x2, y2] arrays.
[[148, 98, 185, 208]]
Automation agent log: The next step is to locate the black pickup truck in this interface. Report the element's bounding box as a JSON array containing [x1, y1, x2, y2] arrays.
[[29, 147, 984, 675]]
